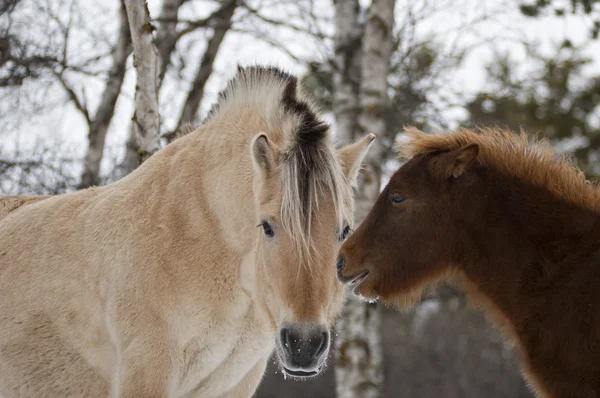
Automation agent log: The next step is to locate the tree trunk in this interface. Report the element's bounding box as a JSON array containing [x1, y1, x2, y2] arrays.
[[79, 1, 132, 188], [117, 0, 186, 179], [155, 0, 188, 87], [121, 0, 161, 175], [355, 0, 395, 219], [331, 0, 362, 144], [116, 0, 233, 175], [116, 0, 188, 179], [173, 0, 237, 139], [334, 1, 395, 397]]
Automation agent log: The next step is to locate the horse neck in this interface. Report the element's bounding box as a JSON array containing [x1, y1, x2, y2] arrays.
[[457, 168, 600, 322], [119, 115, 287, 314], [179, 116, 283, 313], [183, 119, 263, 252], [117, 116, 264, 258]]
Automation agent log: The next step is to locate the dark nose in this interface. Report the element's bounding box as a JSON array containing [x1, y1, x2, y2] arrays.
[[280, 328, 329, 368], [336, 253, 345, 272]]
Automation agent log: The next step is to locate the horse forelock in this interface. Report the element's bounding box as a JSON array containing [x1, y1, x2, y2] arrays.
[[204, 65, 350, 268], [281, 144, 349, 267], [279, 80, 348, 268]]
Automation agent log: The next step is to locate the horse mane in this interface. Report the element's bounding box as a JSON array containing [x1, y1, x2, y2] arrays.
[[401, 127, 600, 212], [206, 65, 349, 262], [177, 122, 196, 138]]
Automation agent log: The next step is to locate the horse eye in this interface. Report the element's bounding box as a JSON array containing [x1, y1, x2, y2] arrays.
[[340, 225, 352, 241], [261, 221, 274, 238], [391, 192, 406, 204]]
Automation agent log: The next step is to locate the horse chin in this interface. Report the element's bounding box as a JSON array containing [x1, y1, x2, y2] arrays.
[[387, 288, 425, 312], [280, 365, 322, 380], [351, 275, 380, 303]]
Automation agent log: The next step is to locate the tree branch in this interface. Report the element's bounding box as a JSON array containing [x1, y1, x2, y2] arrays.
[[173, 0, 240, 39], [0, 0, 19, 16], [239, 1, 328, 40], [53, 70, 92, 127], [231, 27, 305, 63]]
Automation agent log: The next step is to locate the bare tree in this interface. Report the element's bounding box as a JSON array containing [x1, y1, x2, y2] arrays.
[[1, 0, 132, 188], [4, 0, 326, 186], [333, 1, 395, 397], [155, 0, 188, 86], [172, 0, 238, 139], [117, 0, 239, 174], [331, 0, 362, 143], [123, 0, 161, 170], [0, 0, 60, 88], [0, 143, 79, 195], [116, 0, 190, 177], [80, 1, 132, 188], [355, 0, 395, 216]]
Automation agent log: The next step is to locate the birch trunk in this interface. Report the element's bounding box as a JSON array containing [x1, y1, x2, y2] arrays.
[[355, 0, 395, 220], [117, 0, 232, 173], [334, 1, 395, 397], [331, 0, 362, 144], [116, 0, 185, 178], [79, 1, 131, 188], [121, 0, 161, 173], [117, 0, 188, 178]]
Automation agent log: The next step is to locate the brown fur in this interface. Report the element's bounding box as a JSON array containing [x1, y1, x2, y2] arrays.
[[339, 127, 600, 398], [401, 127, 598, 212], [0, 66, 374, 397]]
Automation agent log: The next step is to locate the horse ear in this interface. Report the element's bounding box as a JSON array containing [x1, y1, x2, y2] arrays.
[[250, 133, 275, 179], [431, 144, 479, 179], [338, 133, 376, 185]]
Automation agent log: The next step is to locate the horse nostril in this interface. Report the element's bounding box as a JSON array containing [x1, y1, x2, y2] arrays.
[[280, 328, 291, 350], [314, 332, 329, 358], [336, 254, 345, 271]]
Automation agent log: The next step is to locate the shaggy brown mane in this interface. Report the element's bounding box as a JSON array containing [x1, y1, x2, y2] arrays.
[[401, 127, 600, 213]]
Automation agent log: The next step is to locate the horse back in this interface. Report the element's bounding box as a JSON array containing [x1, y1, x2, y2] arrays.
[[0, 195, 50, 220]]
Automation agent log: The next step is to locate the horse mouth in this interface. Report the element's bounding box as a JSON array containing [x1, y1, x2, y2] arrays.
[[282, 366, 321, 378], [351, 270, 369, 287]]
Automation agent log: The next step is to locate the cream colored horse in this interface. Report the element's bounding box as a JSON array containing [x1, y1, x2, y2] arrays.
[[0, 66, 374, 397]]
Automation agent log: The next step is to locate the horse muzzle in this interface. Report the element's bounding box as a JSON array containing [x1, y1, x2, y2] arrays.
[[276, 324, 330, 379]]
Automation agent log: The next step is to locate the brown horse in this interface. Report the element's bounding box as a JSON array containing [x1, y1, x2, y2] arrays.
[[337, 127, 600, 398]]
